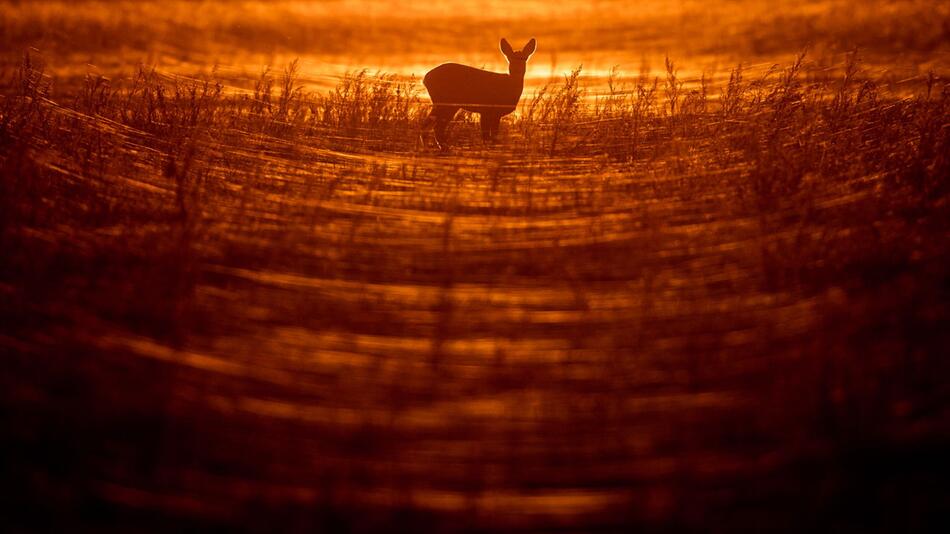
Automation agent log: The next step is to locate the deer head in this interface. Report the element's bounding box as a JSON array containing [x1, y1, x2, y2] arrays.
[[500, 38, 537, 79]]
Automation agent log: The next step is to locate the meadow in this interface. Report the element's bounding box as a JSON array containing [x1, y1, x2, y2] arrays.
[[2, 1, 949, 532]]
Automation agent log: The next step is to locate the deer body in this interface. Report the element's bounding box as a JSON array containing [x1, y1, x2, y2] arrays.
[[424, 64, 523, 115], [423, 38, 536, 149]]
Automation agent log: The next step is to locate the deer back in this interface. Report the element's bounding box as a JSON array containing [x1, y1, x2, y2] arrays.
[[424, 63, 523, 114]]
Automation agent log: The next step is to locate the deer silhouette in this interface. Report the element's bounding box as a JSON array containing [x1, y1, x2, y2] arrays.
[[423, 38, 537, 149]]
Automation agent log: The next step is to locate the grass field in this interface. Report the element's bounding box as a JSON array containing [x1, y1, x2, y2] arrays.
[[2, 1, 949, 532]]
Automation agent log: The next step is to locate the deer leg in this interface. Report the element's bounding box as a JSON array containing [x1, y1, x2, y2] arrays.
[[432, 105, 458, 150], [480, 113, 493, 142], [480, 113, 501, 144], [489, 114, 501, 143], [419, 113, 436, 148], [434, 117, 450, 150]]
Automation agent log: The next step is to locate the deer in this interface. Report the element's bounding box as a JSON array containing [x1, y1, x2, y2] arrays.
[[422, 38, 537, 150]]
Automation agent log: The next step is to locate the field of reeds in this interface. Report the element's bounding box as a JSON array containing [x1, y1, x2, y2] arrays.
[[2, 1, 949, 532]]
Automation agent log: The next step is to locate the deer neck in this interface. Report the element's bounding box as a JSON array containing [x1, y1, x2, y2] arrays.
[[508, 63, 526, 92]]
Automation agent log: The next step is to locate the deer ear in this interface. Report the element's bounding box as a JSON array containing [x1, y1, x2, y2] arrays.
[[522, 38, 537, 57], [500, 38, 514, 58]]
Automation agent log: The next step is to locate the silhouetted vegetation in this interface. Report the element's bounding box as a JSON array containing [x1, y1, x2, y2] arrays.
[[2, 1, 949, 532]]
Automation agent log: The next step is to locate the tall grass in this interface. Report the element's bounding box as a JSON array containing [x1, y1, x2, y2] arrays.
[[3, 50, 947, 323], [3, 48, 946, 312], [2, 50, 948, 531]]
